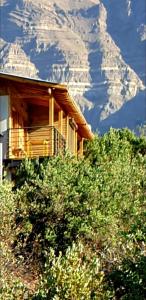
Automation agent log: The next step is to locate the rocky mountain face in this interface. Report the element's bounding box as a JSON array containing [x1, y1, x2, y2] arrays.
[[0, 0, 146, 132]]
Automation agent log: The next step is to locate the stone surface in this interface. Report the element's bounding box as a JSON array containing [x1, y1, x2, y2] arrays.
[[0, 0, 146, 132]]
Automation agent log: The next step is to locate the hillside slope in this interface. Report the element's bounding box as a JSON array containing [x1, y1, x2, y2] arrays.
[[0, 0, 146, 131]]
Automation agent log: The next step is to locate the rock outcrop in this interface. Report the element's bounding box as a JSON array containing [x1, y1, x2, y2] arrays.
[[0, 0, 146, 132]]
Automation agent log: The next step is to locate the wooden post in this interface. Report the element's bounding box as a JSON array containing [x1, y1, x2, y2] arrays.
[[58, 110, 63, 135], [49, 96, 54, 155], [66, 115, 69, 148], [73, 129, 75, 154], [9, 108, 12, 158], [78, 138, 84, 157], [49, 96, 54, 126], [74, 130, 77, 156]]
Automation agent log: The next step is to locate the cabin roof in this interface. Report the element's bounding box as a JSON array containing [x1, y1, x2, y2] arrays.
[[0, 72, 94, 140]]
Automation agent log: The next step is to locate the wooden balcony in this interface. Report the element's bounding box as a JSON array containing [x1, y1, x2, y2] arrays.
[[7, 126, 66, 159]]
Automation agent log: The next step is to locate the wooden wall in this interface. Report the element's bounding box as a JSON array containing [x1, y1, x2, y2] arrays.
[[0, 82, 83, 158], [0, 95, 10, 159]]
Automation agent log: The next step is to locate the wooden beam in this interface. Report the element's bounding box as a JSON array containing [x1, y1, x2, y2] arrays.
[[0, 74, 67, 90], [21, 94, 50, 99], [78, 138, 84, 157], [58, 110, 63, 135], [74, 131, 77, 156], [8, 94, 12, 158], [49, 96, 54, 126], [24, 98, 49, 107], [49, 96, 54, 155], [66, 115, 69, 148]]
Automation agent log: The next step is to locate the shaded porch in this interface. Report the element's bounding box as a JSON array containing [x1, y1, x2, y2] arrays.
[[7, 126, 66, 159]]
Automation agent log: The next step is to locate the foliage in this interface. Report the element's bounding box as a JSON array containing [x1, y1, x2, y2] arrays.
[[108, 255, 146, 300], [14, 129, 145, 261], [14, 156, 98, 261], [0, 182, 29, 299], [1, 128, 146, 299], [32, 242, 110, 300], [0, 182, 15, 240], [85, 128, 146, 163]]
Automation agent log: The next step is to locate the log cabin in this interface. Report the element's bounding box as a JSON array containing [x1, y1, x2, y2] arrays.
[[0, 72, 93, 179]]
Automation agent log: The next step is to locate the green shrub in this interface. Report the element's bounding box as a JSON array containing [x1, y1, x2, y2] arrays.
[[0, 182, 16, 283], [14, 156, 98, 259], [0, 182, 29, 299], [108, 255, 146, 300], [32, 242, 111, 300], [12, 128, 146, 298], [0, 182, 15, 240], [15, 129, 146, 263]]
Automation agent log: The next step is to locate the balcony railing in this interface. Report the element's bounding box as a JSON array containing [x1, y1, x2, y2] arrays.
[[7, 126, 66, 159]]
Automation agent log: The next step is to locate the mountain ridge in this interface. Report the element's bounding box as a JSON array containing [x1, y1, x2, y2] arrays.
[[0, 0, 146, 132]]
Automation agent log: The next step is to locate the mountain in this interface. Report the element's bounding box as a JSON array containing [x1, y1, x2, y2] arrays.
[[0, 0, 146, 132]]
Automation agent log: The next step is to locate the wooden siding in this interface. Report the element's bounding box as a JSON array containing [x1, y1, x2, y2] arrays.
[[0, 73, 93, 160], [0, 95, 9, 159]]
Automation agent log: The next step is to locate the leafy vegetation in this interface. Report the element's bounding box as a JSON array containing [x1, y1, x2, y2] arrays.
[[32, 242, 108, 300], [0, 128, 146, 299], [0, 182, 29, 299]]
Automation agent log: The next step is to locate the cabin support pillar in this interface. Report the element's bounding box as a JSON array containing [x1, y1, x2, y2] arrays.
[[74, 131, 77, 156], [78, 138, 84, 157], [49, 96, 54, 155], [58, 110, 63, 135], [66, 115, 69, 148]]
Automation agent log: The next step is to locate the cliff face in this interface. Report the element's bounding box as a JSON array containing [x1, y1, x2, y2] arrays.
[[0, 0, 146, 132]]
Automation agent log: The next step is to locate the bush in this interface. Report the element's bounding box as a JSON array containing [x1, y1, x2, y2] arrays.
[[14, 129, 146, 262], [108, 255, 146, 300], [32, 242, 111, 300], [0, 182, 29, 299], [14, 156, 98, 260], [0, 182, 15, 240], [0, 182, 16, 287], [10, 128, 146, 298]]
